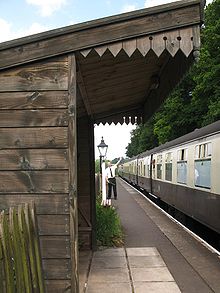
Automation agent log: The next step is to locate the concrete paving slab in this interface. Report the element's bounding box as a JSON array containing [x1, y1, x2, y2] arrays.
[[89, 267, 130, 283], [134, 281, 181, 293], [93, 248, 125, 258], [126, 247, 159, 256], [128, 255, 166, 268], [91, 256, 127, 269], [86, 282, 132, 293], [131, 267, 174, 282]]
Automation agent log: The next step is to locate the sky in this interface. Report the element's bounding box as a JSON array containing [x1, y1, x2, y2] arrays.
[[0, 0, 213, 159]]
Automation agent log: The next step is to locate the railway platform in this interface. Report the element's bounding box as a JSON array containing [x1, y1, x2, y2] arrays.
[[79, 178, 220, 293]]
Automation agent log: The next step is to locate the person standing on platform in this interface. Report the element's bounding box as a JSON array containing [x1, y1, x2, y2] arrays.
[[105, 158, 121, 201]]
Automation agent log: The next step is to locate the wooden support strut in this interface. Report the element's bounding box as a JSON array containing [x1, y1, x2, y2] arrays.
[[68, 54, 79, 293], [77, 61, 93, 117]]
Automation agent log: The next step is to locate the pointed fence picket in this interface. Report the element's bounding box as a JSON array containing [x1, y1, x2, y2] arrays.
[[0, 203, 45, 293]]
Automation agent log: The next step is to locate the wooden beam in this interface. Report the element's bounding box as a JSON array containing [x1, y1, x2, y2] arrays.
[[89, 118, 96, 250], [76, 63, 93, 117], [94, 105, 143, 125], [0, 1, 203, 70], [68, 54, 78, 293], [94, 104, 142, 121]]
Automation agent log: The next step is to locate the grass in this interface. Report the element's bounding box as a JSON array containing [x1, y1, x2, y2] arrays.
[[96, 196, 124, 247]]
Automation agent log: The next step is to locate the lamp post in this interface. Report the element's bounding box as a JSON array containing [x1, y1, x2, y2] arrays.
[[97, 137, 108, 175], [97, 137, 108, 204]]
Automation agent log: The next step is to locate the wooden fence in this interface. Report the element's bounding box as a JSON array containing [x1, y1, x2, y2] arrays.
[[0, 203, 45, 293]]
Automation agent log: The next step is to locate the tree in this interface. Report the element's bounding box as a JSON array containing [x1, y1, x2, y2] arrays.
[[111, 157, 120, 164], [126, 118, 158, 157], [153, 71, 197, 144], [192, 0, 220, 126]]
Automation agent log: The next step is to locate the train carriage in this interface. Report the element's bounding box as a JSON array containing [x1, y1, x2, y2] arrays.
[[119, 120, 220, 234]]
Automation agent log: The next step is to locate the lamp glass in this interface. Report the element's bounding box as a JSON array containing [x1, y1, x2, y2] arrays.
[[97, 137, 108, 158]]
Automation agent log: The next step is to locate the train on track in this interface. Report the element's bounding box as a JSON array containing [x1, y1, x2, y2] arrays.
[[119, 120, 220, 235]]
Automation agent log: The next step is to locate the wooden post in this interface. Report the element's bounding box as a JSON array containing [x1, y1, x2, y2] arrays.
[[101, 161, 108, 205], [0, 237, 3, 293], [68, 53, 78, 292], [89, 119, 97, 250]]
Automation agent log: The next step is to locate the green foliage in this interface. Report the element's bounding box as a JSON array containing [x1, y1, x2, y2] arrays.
[[111, 157, 120, 164], [96, 197, 123, 247], [126, 118, 158, 157], [192, 0, 220, 126], [95, 159, 101, 173], [153, 71, 197, 144], [126, 1, 220, 157]]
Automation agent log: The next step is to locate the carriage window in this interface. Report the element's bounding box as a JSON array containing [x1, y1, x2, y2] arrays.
[[195, 142, 212, 159], [194, 143, 211, 189], [157, 155, 162, 179], [177, 149, 187, 184], [139, 162, 142, 176], [165, 152, 172, 181], [178, 148, 188, 161], [205, 143, 212, 157], [147, 157, 151, 177], [152, 158, 156, 178]]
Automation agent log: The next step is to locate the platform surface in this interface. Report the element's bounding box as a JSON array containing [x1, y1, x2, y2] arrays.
[[86, 247, 181, 293], [80, 178, 220, 293]]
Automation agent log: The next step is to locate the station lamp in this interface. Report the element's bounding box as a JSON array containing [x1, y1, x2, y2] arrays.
[[97, 137, 108, 174]]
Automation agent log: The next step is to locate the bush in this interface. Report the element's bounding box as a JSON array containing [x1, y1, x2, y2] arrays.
[[96, 197, 123, 247]]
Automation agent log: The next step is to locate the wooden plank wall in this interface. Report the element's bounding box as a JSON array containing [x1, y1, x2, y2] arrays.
[[77, 116, 94, 250], [0, 55, 74, 292]]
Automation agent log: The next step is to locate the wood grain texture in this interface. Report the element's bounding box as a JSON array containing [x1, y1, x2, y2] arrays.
[[45, 280, 71, 293], [123, 39, 137, 57], [76, 69, 92, 116], [77, 117, 94, 249], [180, 27, 193, 57], [0, 109, 68, 127], [165, 30, 180, 57], [78, 49, 154, 76], [0, 91, 68, 110], [82, 59, 156, 86], [108, 42, 123, 57], [137, 36, 151, 56], [0, 171, 69, 193], [192, 25, 201, 50], [0, 149, 68, 170], [38, 215, 70, 235], [42, 259, 71, 280], [89, 119, 96, 249], [94, 45, 108, 57], [0, 127, 68, 149], [0, 4, 201, 70], [0, 57, 68, 91], [151, 32, 166, 57], [77, 49, 166, 118], [0, 194, 69, 214], [68, 53, 78, 293], [40, 236, 70, 258]]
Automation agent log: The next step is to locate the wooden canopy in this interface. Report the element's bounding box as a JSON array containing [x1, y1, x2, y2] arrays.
[[0, 0, 204, 125]]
